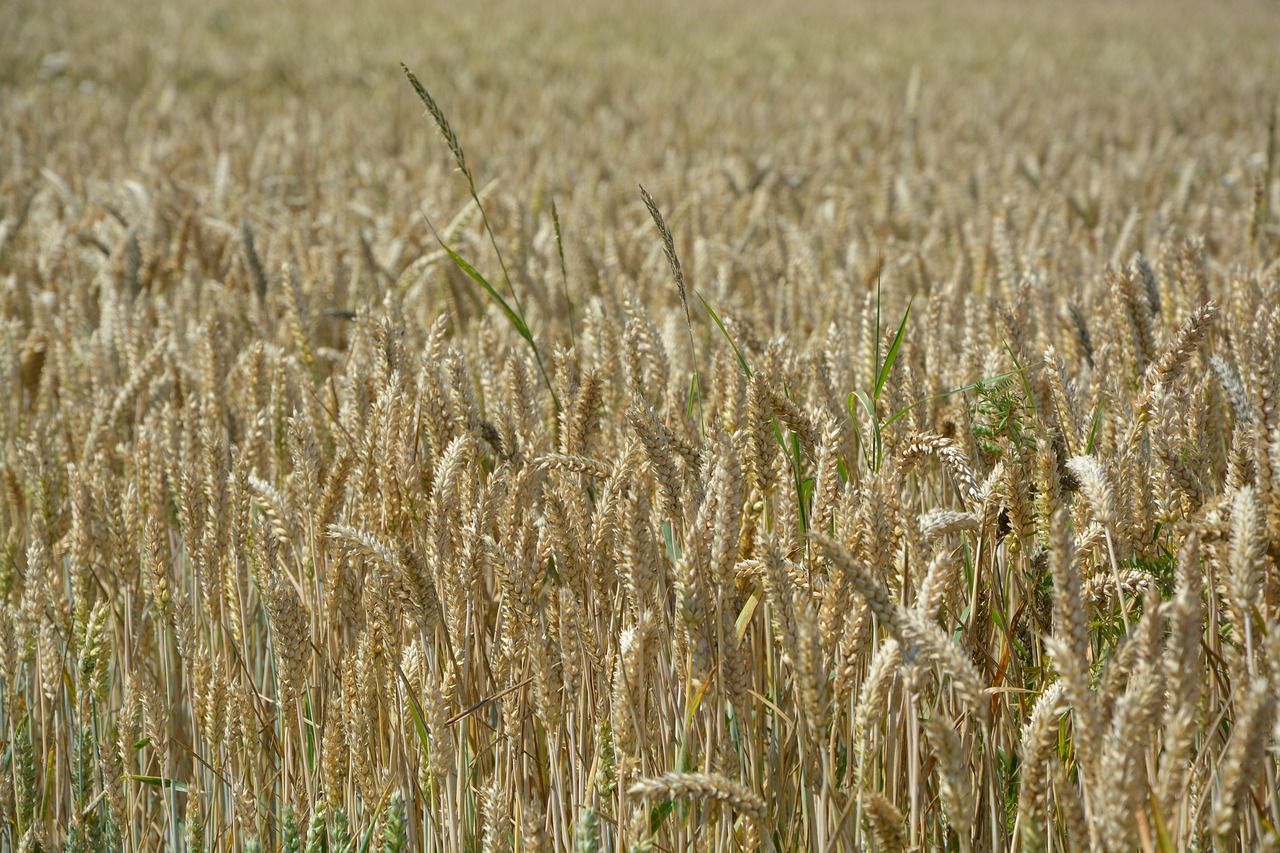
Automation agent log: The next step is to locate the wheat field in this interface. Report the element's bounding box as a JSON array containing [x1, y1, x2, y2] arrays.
[[2, 0, 1280, 850]]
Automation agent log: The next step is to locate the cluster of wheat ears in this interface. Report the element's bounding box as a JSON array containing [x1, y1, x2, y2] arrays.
[[2, 0, 1280, 850]]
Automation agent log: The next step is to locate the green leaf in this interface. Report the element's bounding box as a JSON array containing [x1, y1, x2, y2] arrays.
[[848, 390, 875, 424], [687, 372, 701, 422], [791, 431, 808, 532], [438, 242, 532, 342], [873, 276, 883, 390], [848, 391, 868, 466], [875, 296, 912, 400], [883, 398, 927, 430], [128, 775, 190, 792], [1150, 789, 1176, 853], [1086, 400, 1104, 454], [686, 675, 713, 726], [850, 389, 882, 470], [800, 476, 816, 503], [551, 198, 576, 352], [662, 520, 681, 560], [697, 292, 751, 378], [882, 368, 1023, 431], [649, 801, 676, 834], [735, 587, 762, 644], [392, 662, 433, 758], [304, 693, 317, 774], [1001, 341, 1038, 414]]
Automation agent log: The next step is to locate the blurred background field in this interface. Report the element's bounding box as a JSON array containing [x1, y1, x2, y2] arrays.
[[5, 0, 1277, 265]]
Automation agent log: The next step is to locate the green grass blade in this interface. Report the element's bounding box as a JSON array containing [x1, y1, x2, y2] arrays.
[[128, 775, 190, 792], [1001, 341, 1039, 414], [438, 241, 532, 342], [849, 389, 876, 424], [551, 198, 577, 353], [1086, 400, 1105, 454], [874, 296, 912, 399], [882, 368, 1024, 431], [873, 276, 883, 391], [650, 801, 676, 834], [392, 661, 433, 757], [849, 389, 882, 471], [697, 291, 752, 378]]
